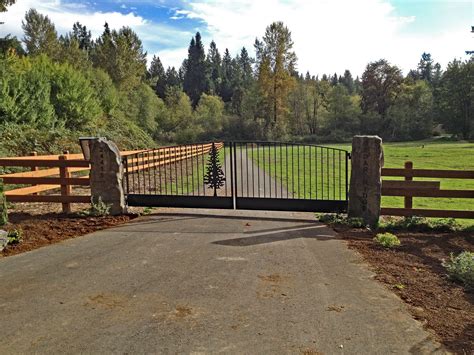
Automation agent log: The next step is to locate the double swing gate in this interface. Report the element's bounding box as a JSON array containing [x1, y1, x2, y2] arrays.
[[123, 142, 350, 213]]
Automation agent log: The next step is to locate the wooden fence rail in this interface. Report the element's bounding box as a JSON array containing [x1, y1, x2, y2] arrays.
[[381, 161, 474, 219], [0, 143, 221, 213]]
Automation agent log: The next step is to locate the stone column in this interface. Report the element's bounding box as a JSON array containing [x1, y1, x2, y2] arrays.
[[89, 138, 127, 215], [348, 136, 384, 227]]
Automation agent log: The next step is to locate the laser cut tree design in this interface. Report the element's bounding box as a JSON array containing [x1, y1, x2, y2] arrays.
[[204, 143, 225, 196]]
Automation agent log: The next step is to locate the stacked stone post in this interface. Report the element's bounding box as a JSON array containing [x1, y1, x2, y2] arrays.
[[348, 136, 384, 227], [89, 138, 127, 215]]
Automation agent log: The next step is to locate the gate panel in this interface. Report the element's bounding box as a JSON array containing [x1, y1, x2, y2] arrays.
[[233, 142, 349, 212], [124, 142, 234, 209], [123, 141, 349, 213]]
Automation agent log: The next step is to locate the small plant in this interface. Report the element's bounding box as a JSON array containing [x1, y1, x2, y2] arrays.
[[317, 214, 366, 228], [0, 179, 7, 226], [393, 283, 405, 290], [142, 207, 154, 215], [443, 251, 474, 290], [7, 229, 22, 245], [378, 216, 461, 233], [81, 197, 111, 217], [374, 232, 401, 248]]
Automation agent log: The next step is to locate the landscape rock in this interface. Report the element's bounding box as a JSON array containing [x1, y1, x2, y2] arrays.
[[0, 230, 8, 252], [89, 138, 127, 215], [348, 135, 384, 227]]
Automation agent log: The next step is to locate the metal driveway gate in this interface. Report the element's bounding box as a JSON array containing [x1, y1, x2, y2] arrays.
[[123, 142, 350, 213]]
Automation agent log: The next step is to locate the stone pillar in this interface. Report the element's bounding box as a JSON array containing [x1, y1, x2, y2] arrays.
[[89, 138, 127, 215], [348, 136, 384, 227]]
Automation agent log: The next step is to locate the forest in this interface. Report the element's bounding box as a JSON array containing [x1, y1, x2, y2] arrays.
[[0, 6, 473, 156]]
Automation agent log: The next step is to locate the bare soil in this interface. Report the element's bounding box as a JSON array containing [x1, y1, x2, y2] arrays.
[[335, 226, 474, 354], [2, 212, 138, 257]]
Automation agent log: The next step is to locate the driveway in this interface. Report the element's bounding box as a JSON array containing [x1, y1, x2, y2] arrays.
[[0, 208, 443, 354]]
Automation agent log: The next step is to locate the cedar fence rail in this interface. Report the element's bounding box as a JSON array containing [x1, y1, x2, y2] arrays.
[[381, 161, 474, 219], [0, 143, 221, 213]]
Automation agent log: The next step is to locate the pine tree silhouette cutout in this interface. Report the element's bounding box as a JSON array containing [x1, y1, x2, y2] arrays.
[[204, 143, 226, 196]]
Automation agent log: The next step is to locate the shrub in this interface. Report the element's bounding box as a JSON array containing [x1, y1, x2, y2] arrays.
[[379, 216, 461, 233], [0, 179, 7, 226], [81, 197, 111, 217], [443, 251, 474, 290], [374, 232, 401, 248], [317, 213, 366, 228], [7, 229, 22, 245]]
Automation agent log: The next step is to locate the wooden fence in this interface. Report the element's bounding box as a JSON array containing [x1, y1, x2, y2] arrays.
[[0, 143, 220, 213], [381, 161, 474, 219], [124, 142, 223, 173]]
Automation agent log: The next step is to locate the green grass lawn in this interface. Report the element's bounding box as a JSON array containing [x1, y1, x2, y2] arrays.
[[251, 140, 474, 225], [248, 145, 349, 200]]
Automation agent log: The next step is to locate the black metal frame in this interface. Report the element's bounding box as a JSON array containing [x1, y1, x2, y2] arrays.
[[123, 141, 350, 213]]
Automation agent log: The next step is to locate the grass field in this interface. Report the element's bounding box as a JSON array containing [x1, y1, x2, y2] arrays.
[[251, 140, 474, 225]]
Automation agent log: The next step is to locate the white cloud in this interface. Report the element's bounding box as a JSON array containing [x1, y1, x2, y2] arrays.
[[149, 46, 187, 69], [0, 0, 192, 63], [176, 0, 471, 76], [1, 0, 470, 74]]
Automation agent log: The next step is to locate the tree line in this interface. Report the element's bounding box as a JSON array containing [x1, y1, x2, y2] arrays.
[[0, 6, 472, 156]]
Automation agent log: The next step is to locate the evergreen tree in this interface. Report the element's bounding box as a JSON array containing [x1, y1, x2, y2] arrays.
[[0, 0, 15, 13], [183, 32, 209, 107], [58, 34, 90, 71], [92, 24, 147, 90], [330, 73, 338, 86], [220, 48, 234, 102], [354, 76, 361, 93], [165, 66, 181, 88], [417, 52, 434, 83], [0, 35, 25, 56], [22, 9, 60, 58], [207, 40, 221, 94], [71, 22, 92, 51], [437, 59, 473, 139], [341, 69, 354, 94], [204, 143, 226, 196], [149, 55, 166, 98], [238, 47, 253, 85]]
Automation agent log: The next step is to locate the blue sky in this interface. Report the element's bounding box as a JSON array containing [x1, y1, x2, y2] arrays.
[[1, 0, 472, 76]]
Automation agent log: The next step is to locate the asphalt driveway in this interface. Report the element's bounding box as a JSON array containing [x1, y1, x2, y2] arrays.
[[0, 209, 443, 354]]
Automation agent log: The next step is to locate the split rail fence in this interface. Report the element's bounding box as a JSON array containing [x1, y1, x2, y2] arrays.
[[0, 143, 218, 213], [381, 161, 474, 219]]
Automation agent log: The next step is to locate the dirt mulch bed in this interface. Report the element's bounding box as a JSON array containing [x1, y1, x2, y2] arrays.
[[2, 212, 138, 257], [335, 226, 473, 354]]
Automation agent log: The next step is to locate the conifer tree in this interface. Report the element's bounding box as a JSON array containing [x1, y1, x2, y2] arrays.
[[220, 48, 234, 102], [0, 0, 15, 12], [183, 32, 209, 107], [207, 40, 222, 94], [417, 52, 434, 83], [341, 69, 354, 94], [149, 55, 166, 98], [204, 143, 225, 196], [92, 24, 147, 90], [165, 66, 181, 88], [22, 9, 60, 58], [70, 22, 92, 51]]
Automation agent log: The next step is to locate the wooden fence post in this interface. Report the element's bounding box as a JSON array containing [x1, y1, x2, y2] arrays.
[[404, 161, 413, 210], [59, 152, 71, 214], [30, 151, 38, 195]]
